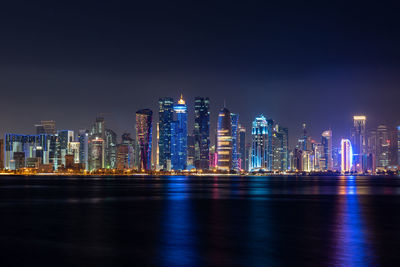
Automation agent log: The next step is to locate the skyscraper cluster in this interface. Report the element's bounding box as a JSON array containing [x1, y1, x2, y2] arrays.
[[1, 101, 399, 174]]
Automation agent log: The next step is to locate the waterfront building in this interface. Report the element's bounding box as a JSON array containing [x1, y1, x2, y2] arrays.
[[136, 109, 153, 171], [238, 125, 246, 171], [78, 130, 89, 170], [217, 107, 232, 171], [0, 139, 3, 169], [351, 115, 367, 172], [194, 97, 210, 170], [122, 133, 136, 169], [158, 97, 174, 170], [171, 95, 188, 170], [398, 126, 400, 166], [321, 130, 333, 170], [376, 125, 390, 170], [341, 139, 353, 172], [273, 124, 289, 171], [90, 117, 106, 168], [68, 142, 80, 163], [58, 130, 74, 166], [105, 129, 117, 169], [88, 137, 104, 171], [251, 115, 268, 170], [230, 113, 239, 171], [187, 135, 195, 168]]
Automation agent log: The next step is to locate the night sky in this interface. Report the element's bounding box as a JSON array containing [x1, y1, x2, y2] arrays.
[[1, 0, 400, 147]]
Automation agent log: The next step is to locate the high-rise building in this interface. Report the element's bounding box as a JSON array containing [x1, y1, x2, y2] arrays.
[[58, 130, 74, 166], [351, 115, 367, 172], [68, 141, 80, 163], [158, 97, 174, 170], [251, 115, 268, 170], [321, 130, 333, 170], [238, 125, 246, 171], [90, 117, 106, 168], [273, 124, 289, 171], [78, 130, 89, 170], [116, 133, 135, 170], [0, 139, 3, 169], [193, 97, 210, 170], [40, 120, 56, 135], [298, 123, 311, 151], [341, 139, 353, 173], [230, 113, 239, 171], [376, 125, 390, 170], [187, 135, 195, 168], [105, 129, 117, 169], [217, 107, 232, 171], [171, 95, 187, 170], [122, 133, 135, 169], [398, 126, 400, 166], [136, 109, 153, 171], [88, 137, 104, 171]]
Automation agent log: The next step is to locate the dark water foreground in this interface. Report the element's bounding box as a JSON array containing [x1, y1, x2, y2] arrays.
[[0, 175, 399, 266]]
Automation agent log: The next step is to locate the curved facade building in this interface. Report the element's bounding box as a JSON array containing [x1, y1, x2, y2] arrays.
[[217, 108, 232, 171], [136, 109, 153, 171], [341, 139, 353, 173]]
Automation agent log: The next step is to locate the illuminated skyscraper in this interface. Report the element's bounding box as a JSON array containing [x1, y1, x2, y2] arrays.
[[376, 125, 390, 170], [58, 130, 74, 166], [136, 109, 153, 171], [88, 137, 104, 171], [105, 129, 117, 169], [230, 113, 239, 171], [341, 139, 353, 173], [0, 139, 3, 169], [321, 130, 333, 170], [90, 117, 106, 168], [351, 115, 367, 172], [158, 97, 174, 170], [251, 115, 268, 170], [217, 107, 232, 171], [273, 124, 289, 171], [238, 125, 246, 170], [171, 95, 187, 170], [78, 130, 89, 170], [398, 126, 400, 166], [194, 97, 210, 170]]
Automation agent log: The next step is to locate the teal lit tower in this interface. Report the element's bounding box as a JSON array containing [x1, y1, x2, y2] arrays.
[[158, 97, 174, 170], [171, 95, 187, 170]]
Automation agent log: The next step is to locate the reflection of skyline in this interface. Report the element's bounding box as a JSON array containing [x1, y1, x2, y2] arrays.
[[159, 176, 198, 266], [333, 176, 376, 266]]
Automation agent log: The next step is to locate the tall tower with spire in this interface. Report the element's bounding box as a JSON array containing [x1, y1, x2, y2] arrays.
[[171, 94, 188, 170]]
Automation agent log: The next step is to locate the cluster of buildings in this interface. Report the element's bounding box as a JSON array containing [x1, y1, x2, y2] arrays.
[[0, 96, 399, 175]]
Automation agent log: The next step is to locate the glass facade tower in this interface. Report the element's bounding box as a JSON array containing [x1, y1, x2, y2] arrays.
[[171, 95, 187, 170], [217, 108, 232, 171], [193, 97, 210, 170], [158, 97, 174, 170], [136, 109, 153, 171]]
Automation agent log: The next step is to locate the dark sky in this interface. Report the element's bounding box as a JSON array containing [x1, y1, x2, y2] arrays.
[[1, 0, 400, 148]]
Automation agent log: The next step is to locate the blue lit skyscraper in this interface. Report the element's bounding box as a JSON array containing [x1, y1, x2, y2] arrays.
[[158, 97, 174, 170], [251, 115, 268, 170], [230, 113, 239, 171], [193, 97, 210, 170], [171, 95, 187, 170], [322, 130, 333, 170], [136, 109, 153, 171]]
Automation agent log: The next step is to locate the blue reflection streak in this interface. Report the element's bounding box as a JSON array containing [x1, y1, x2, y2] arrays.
[[334, 176, 374, 266], [159, 176, 198, 266]]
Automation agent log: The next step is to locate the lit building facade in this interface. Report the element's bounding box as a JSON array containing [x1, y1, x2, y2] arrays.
[[158, 97, 174, 170], [351, 115, 367, 172], [105, 129, 117, 169], [341, 139, 353, 173], [321, 130, 333, 170], [376, 125, 390, 170], [78, 130, 89, 170], [251, 115, 268, 170], [230, 113, 239, 171], [136, 109, 153, 171], [217, 108, 232, 171], [88, 137, 104, 171], [171, 95, 187, 170], [238, 125, 246, 171], [193, 97, 210, 170], [398, 126, 400, 166]]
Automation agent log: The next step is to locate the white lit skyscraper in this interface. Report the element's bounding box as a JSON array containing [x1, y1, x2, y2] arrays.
[[341, 139, 353, 173], [217, 107, 232, 171], [351, 115, 367, 173], [321, 130, 333, 170]]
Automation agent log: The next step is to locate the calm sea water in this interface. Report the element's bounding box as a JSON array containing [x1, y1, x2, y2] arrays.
[[0, 175, 399, 266]]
